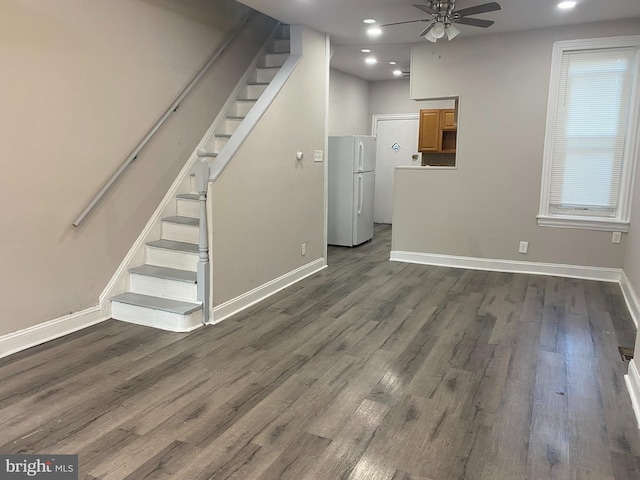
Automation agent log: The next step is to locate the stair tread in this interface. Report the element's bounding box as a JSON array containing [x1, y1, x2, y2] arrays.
[[146, 239, 199, 253], [247, 82, 270, 86], [227, 115, 246, 120], [162, 215, 199, 226], [129, 265, 197, 283], [215, 133, 232, 138], [236, 98, 257, 102], [112, 292, 201, 315], [177, 193, 199, 201]]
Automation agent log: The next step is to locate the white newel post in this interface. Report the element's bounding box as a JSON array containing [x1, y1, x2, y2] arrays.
[[195, 158, 210, 324]]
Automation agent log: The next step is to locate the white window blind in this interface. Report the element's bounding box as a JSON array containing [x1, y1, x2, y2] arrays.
[[548, 48, 635, 217]]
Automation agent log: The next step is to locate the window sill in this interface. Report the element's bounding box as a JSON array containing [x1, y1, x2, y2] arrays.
[[537, 215, 629, 232]]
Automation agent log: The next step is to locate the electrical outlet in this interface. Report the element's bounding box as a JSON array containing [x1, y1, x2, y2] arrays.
[[301, 242, 306, 256], [519, 241, 529, 254], [612, 232, 622, 244]]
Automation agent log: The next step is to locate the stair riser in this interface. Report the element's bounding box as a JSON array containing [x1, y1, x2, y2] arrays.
[[241, 84, 268, 100], [277, 25, 290, 39], [112, 301, 203, 332], [233, 101, 256, 117], [130, 274, 198, 303], [214, 137, 229, 153], [146, 246, 198, 271], [223, 118, 243, 133], [254, 68, 278, 84], [262, 53, 288, 68], [162, 222, 199, 244], [177, 198, 199, 218], [270, 39, 290, 54]]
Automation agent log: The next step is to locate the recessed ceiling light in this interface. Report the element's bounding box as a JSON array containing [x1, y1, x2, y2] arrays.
[[558, 1, 577, 9], [363, 19, 376, 24], [389, 61, 397, 65], [365, 57, 378, 65], [393, 69, 403, 77], [361, 48, 371, 53], [367, 27, 382, 37]]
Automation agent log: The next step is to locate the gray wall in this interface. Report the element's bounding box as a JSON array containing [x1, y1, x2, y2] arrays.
[[0, 0, 274, 336], [392, 18, 640, 267], [329, 69, 370, 135], [211, 26, 328, 305], [370, 79, 454, 116]]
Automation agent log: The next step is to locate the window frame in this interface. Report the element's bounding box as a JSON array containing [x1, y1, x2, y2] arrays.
[[538, 35, 640, 232]]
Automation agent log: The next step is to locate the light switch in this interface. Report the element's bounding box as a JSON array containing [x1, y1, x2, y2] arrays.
[[314, 150, 324, 162]]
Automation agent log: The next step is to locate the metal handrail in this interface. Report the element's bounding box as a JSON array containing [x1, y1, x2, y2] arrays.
[[72, 13, 254, 227]]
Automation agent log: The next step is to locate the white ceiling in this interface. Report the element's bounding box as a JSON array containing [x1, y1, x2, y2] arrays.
[[237, 0, 640, 81]]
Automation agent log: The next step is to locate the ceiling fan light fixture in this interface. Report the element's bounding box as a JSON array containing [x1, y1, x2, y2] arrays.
[[424, 29, 438, 42], [431, 22, 446, 39], [446, 24, 461, 40], [393, 69, 403, 76], [367, 27, 383, 37]]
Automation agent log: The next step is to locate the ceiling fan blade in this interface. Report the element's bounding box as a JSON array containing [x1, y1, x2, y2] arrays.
[[455, 17, 495, 28], [381, 19, 428, 27], [419, 23, 436, 37], [453, 2, 502, 17], [413, 4, 437, 15]]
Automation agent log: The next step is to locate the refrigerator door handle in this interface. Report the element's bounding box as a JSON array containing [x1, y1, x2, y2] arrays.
[[358, 174, 363, 215], [359, 141, 364, 172]]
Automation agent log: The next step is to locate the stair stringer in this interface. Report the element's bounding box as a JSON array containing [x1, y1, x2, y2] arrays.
[[99, 24, 288, 323]]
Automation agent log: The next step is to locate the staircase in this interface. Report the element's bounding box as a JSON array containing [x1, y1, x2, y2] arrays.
[[110, 26, 291, 332]]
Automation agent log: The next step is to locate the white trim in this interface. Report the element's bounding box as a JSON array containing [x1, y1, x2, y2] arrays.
[[324, 33, 331, 265], [371, 113, 419, 136], [390, 250, 623, 283], [537, 215, 630, 232], [210, 258, 326, 324], [620, 271, 640, 329], [539, 35, 640, 230], [625, 360, 640, 430], [0, 307, 106, 360]]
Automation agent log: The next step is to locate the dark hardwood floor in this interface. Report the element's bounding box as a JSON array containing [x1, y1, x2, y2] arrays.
[[1, 224, 639, 479]]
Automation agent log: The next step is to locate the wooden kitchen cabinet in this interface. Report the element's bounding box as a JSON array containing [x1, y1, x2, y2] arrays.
[[418, 108, 457, 154], [440, 109, 456, 130], [418, 109, 440, 152]]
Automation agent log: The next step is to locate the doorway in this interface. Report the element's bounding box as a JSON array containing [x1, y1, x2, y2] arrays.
[[372, 114, 420, 224]]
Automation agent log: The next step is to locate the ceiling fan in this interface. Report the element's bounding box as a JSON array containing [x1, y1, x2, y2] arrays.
[[381, 1, 502, 42]]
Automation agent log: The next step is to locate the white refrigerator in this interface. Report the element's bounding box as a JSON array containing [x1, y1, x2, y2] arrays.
[[328, 135, 376, 247]]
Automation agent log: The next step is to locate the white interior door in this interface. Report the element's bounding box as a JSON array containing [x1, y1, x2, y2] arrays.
[[374, 117, 420, 224]]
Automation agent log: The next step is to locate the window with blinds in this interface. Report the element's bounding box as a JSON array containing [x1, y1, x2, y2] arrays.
[[539, 37, 640, 231]]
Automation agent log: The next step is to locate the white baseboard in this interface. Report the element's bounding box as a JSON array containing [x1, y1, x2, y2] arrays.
[[0, 307, 106, 360], [625, 361, 640, 430], [620, 271, 640, 329], [390, 251, 624, 283], [211, 258, 326, 324]]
